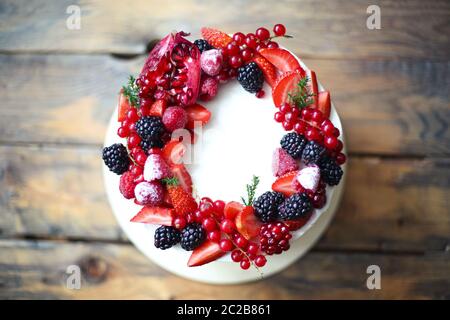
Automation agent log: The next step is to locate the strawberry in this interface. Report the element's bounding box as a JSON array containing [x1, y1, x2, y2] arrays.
[[259, 48, 304, 74], [306, 70, 318, 108], [252, 54, 278, 87], [235, 206, 262, 240], [130, 206, 175, 226], [188, 240, 225, 267], [201, 27, 232, 49], [317, 91, 331, 119], [224, 201, 244, 220], [271, 170, 299, 196], [185, 103, 211, 129], [165, 178, 198, 216], [143, 153, 171, 181], [118, 90, 131, 122], [170, 163, 193, 194], [149, 99, 166, 117], [272, 70, 304, 107], [162, 140, 187, 165], [119, 171, 136, 199]]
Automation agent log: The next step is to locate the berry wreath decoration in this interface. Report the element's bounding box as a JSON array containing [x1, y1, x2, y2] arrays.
[[102, 25, 345, 272]]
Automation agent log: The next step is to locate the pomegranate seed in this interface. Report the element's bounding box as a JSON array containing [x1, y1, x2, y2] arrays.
[[232, 32, 246, 45], [255, 255, 267, 267], [208, 230, 221, 243], [240, 259, 250, 270], [336, 152, 347, 165], [312, 193, 326, 209], [219, 239, 234, 252], [220, 219, 235, 234], [273, 24, 286, 36], [255, 90, 265, 98], [202, 217, 217, 232], [255, 27, 270, 41], [231, 250, 243, 262], [173, 217, 187, 230]]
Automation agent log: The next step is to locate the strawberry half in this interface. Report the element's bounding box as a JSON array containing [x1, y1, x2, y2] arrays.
[[259, 48, 304, 74], [162, 140, 187, 165], [224, 201, 244, 220], [149, 99, 166, 117], [130, 206, 175, 226], [235, 206, 262, 240], [170, 163, 193, 194], [185, 103, 211, 129], [252, 54, 278, 87], [271, 170, 299, 196], [118, 90, 132, 122], [188, 240, 225, 267], [201, 27, 232, 49], [317, 91, 331, 119], [272, 70, 304, 108], [165, 178, 198, 216], [306, 70, 318, 108]]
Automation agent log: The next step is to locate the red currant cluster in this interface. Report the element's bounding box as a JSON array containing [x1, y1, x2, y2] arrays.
[[274, 103, 346, 165], [259, 222, 292, 255], [216, 24, 288, 83]]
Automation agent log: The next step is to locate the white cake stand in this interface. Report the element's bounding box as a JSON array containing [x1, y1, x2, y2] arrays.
[[103, 60, 346, 284]]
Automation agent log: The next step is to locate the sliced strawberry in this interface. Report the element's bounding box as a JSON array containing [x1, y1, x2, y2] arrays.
[[235, 206, 262, 240], [118, 90, 132, 122], [252, 54, 278, 87], [317, 91, 331, 119], [272, 70, 303, 108], [188, 240, 225, 267], [306, 70, 318, 108], [162, 140, 186, 165], [259, 48, 304, 74], [201, 27, 232, 49], [185, 103, 211, 129], [271, 170, 299, 196], [149, 99, 166, 117], [224, 201, 244, 220], [130, 206, 175, 226], [170, 163, 193, 194]]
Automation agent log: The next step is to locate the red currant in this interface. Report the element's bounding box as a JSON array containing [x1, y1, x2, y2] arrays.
[[126, 108, 139, 122], [294, 121, 307, 134], [245, 35, 257, 49], [280, 103, 292, 113], [235, 235, 248, 249], [282, 120, 294, 131], [301, 107, 312, 120], [335, 140, 343, 152], [186, 213, 195, 224], [226, 43, 240, 56], [231, 250, 243, 262], [194, 209, 205, 222], [312, 193, 326, 209], [240, 258, 250, 270], [131, 165, 143, 177], [213, 200, 225, 214], [273, 24, 286, 36], [220, 219, 235, 234], [274, 112, 285, 123], [311, 110, 323, 123], [336, 152, 347, 165], [255, 255, 267, 267], [240, 48, 254, 62], [117, 126, 129, 138], [305, 127, 321, 142], [202, 217, 217, 232], [255, 27, 270, 41], [127, 133, 141, 148], [333, 127, 340, 137], [208, 230, 221, 243], [255, 90, 265, 98], [321, 119, 335, 136], [229, 55, 243, 69], [246, 243, 259, 255], [135, 152, 147, 166], [255, 43, 267, 52], [266, 41, 279, 49], [324, 135, 338, 150], [199, 201, 214, 216], [173, 217, 186, 230], [232, 32, 245, 45], [219, 239, 234, 252]]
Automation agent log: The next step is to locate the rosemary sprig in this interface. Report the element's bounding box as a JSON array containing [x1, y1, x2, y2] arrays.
[[161, 177, 179, 186], [122, 75, 140, 108], [287, 76, 315, 109], [241, 175, 260, 206]]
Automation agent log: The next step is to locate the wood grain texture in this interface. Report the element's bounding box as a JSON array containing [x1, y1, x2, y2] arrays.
[[1, 54, 448, 155], [1, 145, 448, 252], [1, 0, 449, 59], [0, 240, 448, 299]]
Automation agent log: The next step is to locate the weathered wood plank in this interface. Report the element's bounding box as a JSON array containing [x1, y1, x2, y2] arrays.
[[1, 146, 448, 252], [0, 239, 448, 299], [0, 0, 449, 59], [0, 55, 448, 155]]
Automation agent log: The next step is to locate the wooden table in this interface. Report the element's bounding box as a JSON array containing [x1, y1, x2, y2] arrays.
[[0, 0, 449, 299]]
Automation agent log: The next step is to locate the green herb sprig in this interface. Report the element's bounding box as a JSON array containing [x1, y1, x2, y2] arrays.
[[288, 76, 315, 109], [241, 175, 260, 206], [122, 75, 140, 108]]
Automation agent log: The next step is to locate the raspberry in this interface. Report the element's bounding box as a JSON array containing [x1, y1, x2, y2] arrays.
[[134, 181, 164, 206], [143, 153, 171, 181], [259, 222, 292, 255], [199, 76, 219, 101], [119, 171, 136, 199], [162, 106, 187, 132], [200, 49, 223, 76], [272, 147, 299, 177]]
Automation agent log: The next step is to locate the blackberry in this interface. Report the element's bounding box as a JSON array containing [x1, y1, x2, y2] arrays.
[[135, 116, 165, 141], [180, 223, 205, 251], [278, 193, 312, 221], [253, 191, 285, 222], [154, 226, 181, 250], [237, 62, 264, 93], [319, 156, 343, 186], [140, 138, 164, 153], [194, 39, 213, 52], [302, 141, 326, 165], [102, 143, 130, 175], [280, 132, 307, 159]]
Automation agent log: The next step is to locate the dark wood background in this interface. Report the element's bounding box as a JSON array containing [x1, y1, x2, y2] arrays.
[[0, 0, 449, 299]]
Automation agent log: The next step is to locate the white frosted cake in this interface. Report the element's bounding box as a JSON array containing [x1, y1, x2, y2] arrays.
[[102, 26, 346, 284]]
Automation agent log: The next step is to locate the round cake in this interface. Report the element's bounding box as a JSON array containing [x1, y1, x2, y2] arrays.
[[102, 25, 346, 284]]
